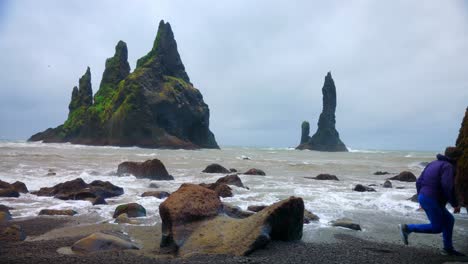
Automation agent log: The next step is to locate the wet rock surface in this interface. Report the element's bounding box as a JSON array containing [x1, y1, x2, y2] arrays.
[[202, 164, 230, 174], [305, 174, 339, 181], [117, 159, 174, 180], [387, 171, 417, 182]]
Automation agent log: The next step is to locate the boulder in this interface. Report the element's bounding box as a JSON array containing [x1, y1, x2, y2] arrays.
[[0, 224, 26, 241], [215, 174, 246, 188], [141, 191, 171, 199], [303, 209, 320, 223], [383, 180, 392, 188], [243, 168, 266, 176], [117, 159, 174, 180], [387, 171, 417, 182], [353, 184, 376, 192], [202, 164, 230, 174], [11, 181, 28, 193], [159, 184, 304, 256], [222, 203, 254, 219], [71, 232, 139, 253], [373, 171, 390, 175], [296, 72, 348, 152], [247, 205, 267, 212], [0, 211, 12, 224], [331, 218, 361, 231], [199, 183, 233, 198], [38, 209, 77, 216], [31, 178, 123, 201], [113, 203, 146, 218], [305, 174, 339, 181]]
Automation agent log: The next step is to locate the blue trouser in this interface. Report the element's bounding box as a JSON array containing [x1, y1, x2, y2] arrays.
[[407, 194, 454, 250]]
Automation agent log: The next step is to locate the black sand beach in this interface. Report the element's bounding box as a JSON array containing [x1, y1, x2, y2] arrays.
[[1, 217, 467, 264]]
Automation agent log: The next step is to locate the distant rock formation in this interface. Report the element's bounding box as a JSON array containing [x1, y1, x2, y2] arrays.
[[297, 72, 347, 152], [456, 107, 468, 205], [29, 20, 219, 149]]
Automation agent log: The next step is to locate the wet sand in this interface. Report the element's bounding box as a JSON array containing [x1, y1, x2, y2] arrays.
[[1, 216, 467, 264]]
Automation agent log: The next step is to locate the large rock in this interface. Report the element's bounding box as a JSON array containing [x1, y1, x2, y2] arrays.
[[199, 183, 233, 198], [387, 171, 417, 182], [159, 184, 304, 256], [71, 232, 139, 253], [215, 174, 246, 188], [31, 178, 123, 201], [29, 20, 219, 149], [243, 168, 266, 176], [202, 164, 230, 174], [305, 174, 339, 181], [113, 203, 146, 218], [0, 180, 28, 196], [456, 107, 468, 205], [11, 181, 28, 193], [117, 159, 174, 180], [296, 72, 348, 152], [38, 209, 77, 216]]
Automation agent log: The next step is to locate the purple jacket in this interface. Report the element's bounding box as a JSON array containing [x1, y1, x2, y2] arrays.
[[416, 154, 458, 207]]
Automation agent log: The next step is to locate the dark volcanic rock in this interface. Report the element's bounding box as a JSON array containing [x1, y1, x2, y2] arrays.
[[374, 171, 390, 175], [38, 209, 77, 216], [456, 107, 468, 205], [113, 203, 147, 218], [215, 174, 246, 188], [353, 184, 376, 192], [296, 72, 347, 152], [304, 209, 320, 223], [28, 20, 219, 150], [141, 191, 171, 199], [202, 164, 230, 174], [0, 180, 27, 196], [383, 180, 392, 188], [117, 159, 174, 180], [159, 184, 304, 256], [305, 174, 339, 181], [243, 168, 266, 176], [11, 181, 28, 193], [31, 178, 123, 200], [387, 171, 417, 182]]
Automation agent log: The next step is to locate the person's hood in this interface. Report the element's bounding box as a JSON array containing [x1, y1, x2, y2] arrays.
[[437, 154, 457, 166]]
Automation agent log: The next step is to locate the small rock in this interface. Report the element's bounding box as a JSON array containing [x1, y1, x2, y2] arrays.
[[373, 171, 390, 175], [89, 196, 107, 205], [114, 213, 139, 224], [39, 209, 77, 216], [148, 183, 160, 189], [141, 191, 170, 199], [383, 180, 392, 188], [243, 168, 266, 176], [305, 174, 339, 181], [304, 209, 320, 223], [408, 194, 418, 203], [199, 183, 233, 198], [396, 187, 405, 189], [113, 203, 146, 218], [229, 168, 237, 173], [0, 224, 26, 241], [353, 184, 376, 192], [247, 205, 267, 212], [331, 218, 361, 231], [202, 164, 230, 174], [222, 203, 254, 219], [71, 232, 139, 253], [47, 172, 57, 176], [368, 184, 377, 187], [387, 171, 417, 182]]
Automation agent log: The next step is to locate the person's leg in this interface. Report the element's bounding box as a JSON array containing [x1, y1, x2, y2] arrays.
[[407, 194, 443, 234], [441, 207, 454, 250]]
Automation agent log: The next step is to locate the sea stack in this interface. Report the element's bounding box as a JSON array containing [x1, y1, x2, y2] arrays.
[[296, 72, 347, 152], [456, 107, 468, 205], [29, 20, 219, 149]]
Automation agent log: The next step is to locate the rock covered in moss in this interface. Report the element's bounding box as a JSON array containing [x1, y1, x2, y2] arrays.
[[456, 107, 468, 205], [297, 72, 348, 152], [29, 20, 218, 150], [117, 159, 174, 180]]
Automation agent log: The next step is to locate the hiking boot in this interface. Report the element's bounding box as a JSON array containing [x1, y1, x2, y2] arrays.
[[441, 248, 466, 256], [398, 224, 409, 245]]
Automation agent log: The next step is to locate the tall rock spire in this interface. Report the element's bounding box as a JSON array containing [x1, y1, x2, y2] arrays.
[[136, 20, 190, 83], [296, 72, 348, 152], [68, 67, 93, 115]]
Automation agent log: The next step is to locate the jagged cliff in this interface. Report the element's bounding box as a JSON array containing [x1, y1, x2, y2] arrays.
[[29, 20, 219, 149], [296, 72, 347, 152], [456, 107, 468, 205]]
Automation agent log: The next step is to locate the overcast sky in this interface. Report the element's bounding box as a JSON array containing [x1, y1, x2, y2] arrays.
[[0, 0, 467, 151]]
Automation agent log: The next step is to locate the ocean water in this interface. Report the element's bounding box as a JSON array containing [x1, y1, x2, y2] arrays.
[[1, 141, 467, 246]]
